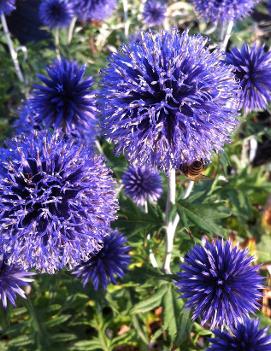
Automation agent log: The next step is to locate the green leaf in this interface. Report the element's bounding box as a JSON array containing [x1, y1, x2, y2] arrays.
[[162, 284, 183, 344], [175, 308, 192, 347], [50, 333, 77, 343], [257, 235, 271, 263], [8, 335, 33, 348], [46, 314, 71, 328], [132, 315, 149, 345], [131, 284, 168, 314], [71, 339, 102, 351], [219, 151, 231, 175], [178, 201, 229, 234], [116, 196, 163, 238]]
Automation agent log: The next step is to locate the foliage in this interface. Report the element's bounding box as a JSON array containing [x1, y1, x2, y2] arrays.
[[0, 0, 271, 350]]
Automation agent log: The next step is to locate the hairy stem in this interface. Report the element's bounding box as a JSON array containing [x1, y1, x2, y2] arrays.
[[147, 233, 159, 268], [220, 20, 234, 51], [165, 168, 176, 217], [145, 201, 159, 268], [183, 180, 195, 200], [54, 29, 61, 59], [122, 0, 129, 37], [163, 169, 180, 274], [1, 14, 24, 82], [68, 17, 77, 44]]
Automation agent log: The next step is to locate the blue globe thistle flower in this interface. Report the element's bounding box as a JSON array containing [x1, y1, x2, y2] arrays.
[[226, 44, 271, 113], [72, 0, 117, 21], [191, 0, 260, 24], [100, 30, 240, 172], [0, 131, 118, 273], [207, 319, 271, 351], [39, 0, 74, 29], [73, 230, 130, 290], [0, 0, 16, 16], [176, 240, 263, 330], [0, 147, 13, 176], [0, 255, 35, 308], [122, 165, 163, 206], [143, 0, 167, 27], [30, 59, 98, 140], [13, 102, 41, 135]]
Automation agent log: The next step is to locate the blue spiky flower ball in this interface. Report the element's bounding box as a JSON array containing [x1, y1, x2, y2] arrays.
[[100, 30, 240, 172]]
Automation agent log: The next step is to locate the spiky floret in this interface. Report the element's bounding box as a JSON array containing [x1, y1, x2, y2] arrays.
[[100, 30, 240, 172], [0, 0, 16, 16], [207, 319, 271, 351], [16, 100, 97, 145], [30, 59, 98, 139], [143, 0, 167, 26], [0, 131, 118, 273], [72, 0, 117, 21], [39, 0, 74, 29], [122, 165, 163, 206], [191, 0, 260, 24], [13, 102, 41, 135], [0, 255, 35, 308], [73, 230, 130, 290], [226, 44, 271, 113], [176, 240, 263, 330]]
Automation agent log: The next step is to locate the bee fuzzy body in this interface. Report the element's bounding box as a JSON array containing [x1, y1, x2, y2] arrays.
[[181, 160, 207, 182]]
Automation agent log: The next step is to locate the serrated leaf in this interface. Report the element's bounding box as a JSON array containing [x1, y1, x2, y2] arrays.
[[71, 339, 102, 351], [11, 307, 27, 317], [46, 314, 71, 328], [163, 284, 183, 344], [132, 315, 149, 345], [50, 333, 77, 343], [178, 201, 229, 234], [175, 308, 192, 347], [8, 335, 33, 348], [257, 235, 271, 263], [116, 196, 163, 238], [131, 284, 168, 314]]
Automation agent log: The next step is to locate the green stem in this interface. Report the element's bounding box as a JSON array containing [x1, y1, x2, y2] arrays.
[[122, 0, 129, 37], [25, 299, 47, 350], [163, 169, 180, 274], [220, 20, 234, 51], [68, 17, 77, 44], [95, 304, 111, 351], [54, 29, 61, 59], [1, 13, 24, 82]]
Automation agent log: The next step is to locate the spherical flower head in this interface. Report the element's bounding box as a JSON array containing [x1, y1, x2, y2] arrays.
[[143, 0, 167, 27], [0, 255, 35, 308], [39, 0, 74, 29], [100, 30, 240, 172], [0, 147, 14, 176], [72, 0, 117, 21], [122, 165, 163, 206], [30, 58, 98, 141], [13, 102, 41, 135], [73, 230, 130, 290], [0, 0, 16, 16], [0, 131, 118, 273], [226, 44, 271, 113], [207, 319, 271, 351], [191, 0, 260, 24], [176, 240, 263, 330]]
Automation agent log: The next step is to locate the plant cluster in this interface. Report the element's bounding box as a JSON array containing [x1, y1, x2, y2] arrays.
[[0, 0, 271, 350]]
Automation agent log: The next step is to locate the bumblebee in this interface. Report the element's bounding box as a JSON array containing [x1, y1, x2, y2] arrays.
[[181, 159, 208, 182]]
